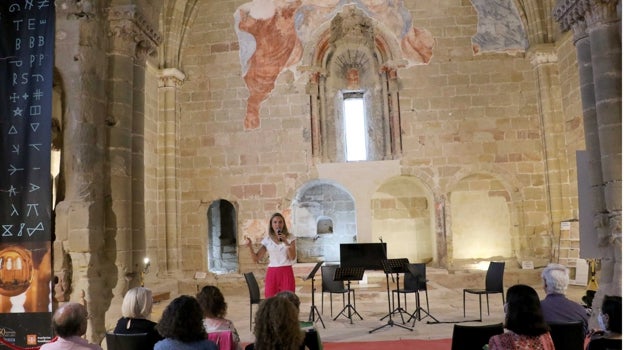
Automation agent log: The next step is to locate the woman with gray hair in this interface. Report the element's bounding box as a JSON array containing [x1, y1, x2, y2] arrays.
[[114, 286, 163, 348], [540, 263, 589, 334]]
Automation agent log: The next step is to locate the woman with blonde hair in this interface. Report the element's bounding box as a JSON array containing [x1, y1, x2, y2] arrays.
[[114, 286, 162, 348]]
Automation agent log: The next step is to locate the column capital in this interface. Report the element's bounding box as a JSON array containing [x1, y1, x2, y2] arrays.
[[554, 0, 619, 32], [107, 5, 162, 59], [156, 67, 186, 88], [526, 43, 558, 67], [584, 0, 620, 27]]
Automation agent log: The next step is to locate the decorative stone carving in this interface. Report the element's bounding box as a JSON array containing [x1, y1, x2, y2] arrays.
[[107, 5, 162, 59], [526, 44, 558, 66], [553, 0, 619, 31], [158, 68, 186, 88], [53, 268, 71, 302]]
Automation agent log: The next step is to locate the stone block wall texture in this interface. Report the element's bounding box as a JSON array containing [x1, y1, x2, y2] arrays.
[[140, 0, 579, 275]]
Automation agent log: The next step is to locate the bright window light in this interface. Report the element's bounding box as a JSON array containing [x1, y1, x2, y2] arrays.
[[344, 96, 366, 161]]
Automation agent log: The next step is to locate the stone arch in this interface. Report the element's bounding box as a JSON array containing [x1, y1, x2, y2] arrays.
[[207, 199, 238, 274], [372, 176, 437, 264], [446, 171, 520, 267], [305, 4, 406, 162], [291, 179, 356, 263]]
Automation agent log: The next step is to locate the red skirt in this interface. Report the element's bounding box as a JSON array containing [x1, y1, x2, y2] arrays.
[[264, 265, 295, 298]]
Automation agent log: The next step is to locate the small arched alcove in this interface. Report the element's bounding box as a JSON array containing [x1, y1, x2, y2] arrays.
[[292, 180, 356, 263], [372, 176, 436, 264], [448, 174, 514, 266], [207, 199, 238, 274]]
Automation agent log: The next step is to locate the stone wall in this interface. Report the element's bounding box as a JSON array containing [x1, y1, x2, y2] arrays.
[[167, 0, 558, 276]]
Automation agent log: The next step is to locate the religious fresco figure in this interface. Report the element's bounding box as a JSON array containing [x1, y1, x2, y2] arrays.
[[234, 0, 434, 129], [235, 0, 303, 129]]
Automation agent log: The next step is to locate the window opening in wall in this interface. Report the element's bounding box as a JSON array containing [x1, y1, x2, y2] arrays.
[[343, 93, 366, 161], [317, 217, 334, 234]]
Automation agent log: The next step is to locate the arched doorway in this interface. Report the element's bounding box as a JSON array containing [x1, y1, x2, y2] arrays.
[[207, 200, 238, 274]]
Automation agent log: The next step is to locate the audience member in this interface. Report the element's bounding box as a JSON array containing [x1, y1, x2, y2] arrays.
[[196, 285, 242, 350], [488, 284, 555, 350], [154, 295, 218, 350], [275, 291, 322, 350], [245, 296, 304, 350], [540, 263, 590, 334], [113, 286, 163, 348], [587, 295, 622, 350], [41, 302, 102, 350], [246, 212, 297, 298]]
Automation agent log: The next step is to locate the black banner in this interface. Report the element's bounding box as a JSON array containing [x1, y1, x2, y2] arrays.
[[0, 0, 54, 347]]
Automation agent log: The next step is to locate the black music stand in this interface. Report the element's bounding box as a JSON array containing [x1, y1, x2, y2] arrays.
[[405, 263, 439, 325], [303, 261, 325, 328], [370, 258, 413, 333], [332, 267, 364, 324]]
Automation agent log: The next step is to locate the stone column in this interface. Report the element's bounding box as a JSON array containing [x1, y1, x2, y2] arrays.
[[157, 68, 185, 272], [386, 67, 402, 159], [307, 72, 321, 160], [54, 2, 111, 343], [527, 44, 569, 259], [106, 3, 160, 316], [553, 0, 622, 302], [586, 0, 622, 298]]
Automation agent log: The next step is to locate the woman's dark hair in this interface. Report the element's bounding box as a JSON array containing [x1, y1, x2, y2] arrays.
[[602, 295, 622, 333], [504, 284, 550, 336], [196, 285, 227, 318], [156, 295, 206, 342], [253, 296, 303, 350]]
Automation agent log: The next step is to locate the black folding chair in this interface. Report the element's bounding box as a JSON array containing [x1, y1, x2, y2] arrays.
[[243, 272, 264, 330]]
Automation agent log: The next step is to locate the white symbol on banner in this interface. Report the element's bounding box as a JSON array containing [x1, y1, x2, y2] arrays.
[[29, 183, 40, 192], [17, 223, 25, 236], [8, 185, 18, 197], [27, 222, 44, 237], [26, 203, 39, 217], [33, 89, 43, 100], [8, 126, 18, 135], [29, 143, 41, 151], [30, 123, 39, 132], [12, 107, 23, 117], [8, 165, 24, 175], [1, 225, 12, 236], [29, 105, 41, 116], [21, 93, 29, 100], [10, 204, 18, 216]]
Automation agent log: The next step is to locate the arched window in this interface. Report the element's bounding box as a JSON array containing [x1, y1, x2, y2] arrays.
[[307, 5, 402, 163]]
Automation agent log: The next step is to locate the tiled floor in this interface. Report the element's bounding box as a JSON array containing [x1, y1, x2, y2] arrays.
[[151, 264, 589, 345]]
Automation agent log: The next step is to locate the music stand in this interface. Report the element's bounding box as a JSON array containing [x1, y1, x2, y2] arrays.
[[332, 267, 364, 324], [405, 263, 439, 325], [302, 261, 325, 328], [370, 258, 413, 333]]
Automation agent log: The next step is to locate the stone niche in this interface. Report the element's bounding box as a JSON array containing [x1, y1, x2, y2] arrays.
[[292, 181, 356, 263]]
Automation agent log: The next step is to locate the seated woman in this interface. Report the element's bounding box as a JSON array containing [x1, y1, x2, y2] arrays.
[[587, 295, 622, 350], [114, 286, 163, 348], [488, 284, 555, 350], [196, 285, 242, 350], [275, 291, 322, 350], [155, 295, 218, 350], [245, 296, 304, 350]]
